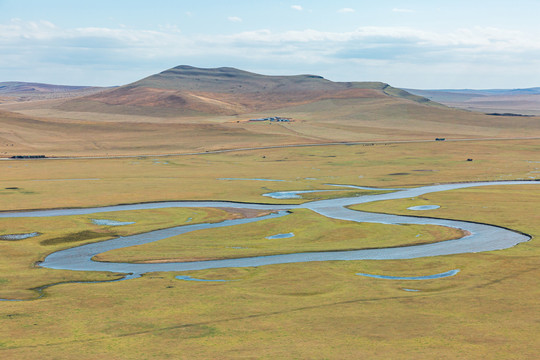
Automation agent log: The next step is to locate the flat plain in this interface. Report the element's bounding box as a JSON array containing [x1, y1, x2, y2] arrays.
[[0, 138, 539, 359]]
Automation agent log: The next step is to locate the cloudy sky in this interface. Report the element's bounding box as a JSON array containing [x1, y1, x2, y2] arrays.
[[1, 0, 540, 89]]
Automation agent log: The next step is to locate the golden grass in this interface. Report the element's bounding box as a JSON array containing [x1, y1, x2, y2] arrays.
[[0, 139, 538, 211], [2, 90, 540, 158], [0, 139, 539, 359], [0, 108, 312, 157]]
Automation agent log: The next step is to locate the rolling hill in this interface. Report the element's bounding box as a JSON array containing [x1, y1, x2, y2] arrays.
[[58, 65, 431, 116], [0, 65, 539, 157], [0, 108, 306, 157]]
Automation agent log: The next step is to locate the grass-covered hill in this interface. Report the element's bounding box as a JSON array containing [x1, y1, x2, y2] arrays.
[[58, 65, 432, 116]]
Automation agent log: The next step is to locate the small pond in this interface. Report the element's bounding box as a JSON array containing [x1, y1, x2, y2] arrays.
[[176, 275, 229, 282], [0, 232, 40, 240], [266, 232, 295, 239], [91, 219, 135, 226], [263, 190, 342, 199], [407, 205, 440, 211], [356, 269, 460, 280]]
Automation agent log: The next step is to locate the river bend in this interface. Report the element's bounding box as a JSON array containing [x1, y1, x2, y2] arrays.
[[1, 180, 536, 277]]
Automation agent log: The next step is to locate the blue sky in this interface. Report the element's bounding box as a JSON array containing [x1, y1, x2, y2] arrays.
[[1, 0, 540, 88]]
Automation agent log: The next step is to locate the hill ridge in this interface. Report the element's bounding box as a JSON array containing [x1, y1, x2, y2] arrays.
[[58, 65, 431, 116]]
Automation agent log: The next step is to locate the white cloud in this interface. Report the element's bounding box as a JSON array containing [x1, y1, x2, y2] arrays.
[[291, 5, 303, 11], [228, 16, 242, 23], [2, 19, 540, 87], [338, 8, 355, 13], [392, 8, 414, 13], [3, 19, 539, 56]]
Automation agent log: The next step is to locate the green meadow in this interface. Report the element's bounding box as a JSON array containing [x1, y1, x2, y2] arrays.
[[0, 139, 539, 359]]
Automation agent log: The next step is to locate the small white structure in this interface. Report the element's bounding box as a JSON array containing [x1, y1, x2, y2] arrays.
[[249, 116, 292, 122]]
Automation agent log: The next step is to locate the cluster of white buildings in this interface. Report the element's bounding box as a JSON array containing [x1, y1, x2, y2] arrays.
[[249, 116, 292, 122]]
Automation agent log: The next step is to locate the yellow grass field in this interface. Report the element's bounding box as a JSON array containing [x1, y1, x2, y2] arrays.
[[2, 89, 540, 158], [0, 139, 539, 359]]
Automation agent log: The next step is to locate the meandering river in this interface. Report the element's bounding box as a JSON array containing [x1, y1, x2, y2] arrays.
[[1, 180, 537, 278]]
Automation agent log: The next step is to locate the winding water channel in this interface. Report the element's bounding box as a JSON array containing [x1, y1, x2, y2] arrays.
[[1, 180, 538, 278]]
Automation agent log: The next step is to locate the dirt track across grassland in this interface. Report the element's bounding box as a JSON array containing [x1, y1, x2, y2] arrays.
[[2, 136, 539, 161]]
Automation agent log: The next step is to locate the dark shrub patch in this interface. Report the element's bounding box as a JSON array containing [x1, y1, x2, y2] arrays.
[[40, 230, 114, 246]]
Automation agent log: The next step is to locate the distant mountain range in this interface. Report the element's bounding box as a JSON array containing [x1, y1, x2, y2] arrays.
[[0, 81, 94, 93], [407, 87, 540, 96], [0, 81, 107, 101], [405, 88, 540, 115]]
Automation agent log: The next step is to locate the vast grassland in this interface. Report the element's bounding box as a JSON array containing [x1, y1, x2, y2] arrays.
[[1, 139, 538, 210], [2, 88, 540, 158], [0, 139, 539, 359]]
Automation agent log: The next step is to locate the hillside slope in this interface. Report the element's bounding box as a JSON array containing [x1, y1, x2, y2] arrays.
[[58, 66, 432, 116], [1, 66, 539, 157], [0, 108, 310, 157]]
